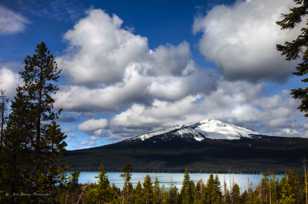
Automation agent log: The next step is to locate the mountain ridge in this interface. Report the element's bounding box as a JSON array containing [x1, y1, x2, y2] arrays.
[[64, 119, 308, 173], [129, 119, 259, 143]]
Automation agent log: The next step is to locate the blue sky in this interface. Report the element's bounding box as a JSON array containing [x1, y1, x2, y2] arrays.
[[0, 0, 307, 150]]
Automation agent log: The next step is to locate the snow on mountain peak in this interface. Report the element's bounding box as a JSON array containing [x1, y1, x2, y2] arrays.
[[197, 119, 258, 140], [132, 119, 258, 142]]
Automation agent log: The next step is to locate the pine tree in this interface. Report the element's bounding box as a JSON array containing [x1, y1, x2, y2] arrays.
[[167, 186, 179, 204], [1, 42, 66, 203], [121, 164, 133, 204], [180, 169, 194, 204], [22, 42, 66, 194], [1, 89, 34, 203], [231, 184, 241, 204], [260, 175, 270, 203], [276, 0, 308, 116], [143, 175, 154, 204], [223, 182, 232, 204], [269, 175, 278, 204], [133, 181, 143, 204], [204, 174, 222, 204], [194, 180, 204, 204], [286, 170, 304, 204], [96, 164, 113, 203], [153, 178, 162, 204], [279, 176, 296, 204]]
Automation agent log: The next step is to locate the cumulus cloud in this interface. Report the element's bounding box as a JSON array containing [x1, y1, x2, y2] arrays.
[[193, 0, 302, 81], [56, 9, 216, 112], [0, 5, 28, 34], [55, 66, 216, 112], [78, 118, 108, 136], [59, 10, 200, 85], [108, 80, 307, 138], [0, 67, 19, 97], [111, 95, 201, 128], [55, 8, 306, 145]]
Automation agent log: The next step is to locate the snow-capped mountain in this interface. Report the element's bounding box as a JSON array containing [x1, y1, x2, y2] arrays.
[[130, 119, 259, 143], [67, 119, 308, 172]]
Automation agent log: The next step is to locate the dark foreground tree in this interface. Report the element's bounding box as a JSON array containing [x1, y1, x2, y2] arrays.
[[277, 0, 308, 116], [0, 42, 66, 203]]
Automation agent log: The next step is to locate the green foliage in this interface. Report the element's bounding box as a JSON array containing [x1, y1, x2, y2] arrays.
[[279, 177, 296, 204], [231, 184, 241, 204], [180, 169, 195, 204], [277, 0, 308, 116], [134, 181, 144, 204], [121, 164, 133, 204], [143, 175, 154, 204], [204, 174, 222, 204], [0, 42, 66, 203], [153, 178, 162, 204], [166, 186, 179, 204], [30, 169, 306, 204]]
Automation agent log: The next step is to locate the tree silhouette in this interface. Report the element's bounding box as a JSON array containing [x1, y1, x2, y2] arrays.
[[277, 0, 308, 116]]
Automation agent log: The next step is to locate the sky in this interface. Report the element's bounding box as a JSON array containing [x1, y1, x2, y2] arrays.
[[0, 0, 307, 150]]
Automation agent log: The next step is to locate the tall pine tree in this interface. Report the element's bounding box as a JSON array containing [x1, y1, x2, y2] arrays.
[[277, 0, 308, 116], [1, 89, 34, 203], [1, 42, 66, 203]]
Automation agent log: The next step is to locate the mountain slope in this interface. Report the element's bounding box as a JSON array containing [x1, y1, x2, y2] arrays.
[[64, 119, 308, 173], [128, 119, 258, 143]]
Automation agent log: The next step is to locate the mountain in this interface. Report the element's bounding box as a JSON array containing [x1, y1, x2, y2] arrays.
[[129, 119, 258, 143], [64, 119, 308, 173]]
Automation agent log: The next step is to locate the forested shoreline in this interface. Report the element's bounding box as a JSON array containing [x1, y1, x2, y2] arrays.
[[2, 164, 307, 204]]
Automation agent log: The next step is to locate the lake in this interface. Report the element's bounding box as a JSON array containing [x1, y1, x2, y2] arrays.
[[77, 172, 280, 190]]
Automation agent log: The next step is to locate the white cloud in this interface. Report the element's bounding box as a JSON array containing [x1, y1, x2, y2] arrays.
[[193, 0, 302, 81], [56, 9, 216, 112], [56, 8, 306, 144], [108, 80, 307, 138], [59, 9, 148, 85], [0, 67, 19, 97], [111, 95, 200, 128], [59, 9, 199, 85], [0, 5, 28, 34], [55, 65, 216, 112], [78, 118, 108, 136]]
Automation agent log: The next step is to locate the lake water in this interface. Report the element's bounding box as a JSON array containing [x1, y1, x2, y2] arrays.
[[77, 172, 279, 190]]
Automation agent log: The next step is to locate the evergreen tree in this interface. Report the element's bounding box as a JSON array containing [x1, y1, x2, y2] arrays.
[[204, 175, 222, 204], [24, 42, 66, 194], [231, 184, 241, 204], [286, 170, 304, 204], [223, 182, 232, 204], [194, 180, 205, 204], [143, 175, 154, 204], [153, 178, 162, 204], [269, 175, 278, 204], [1, 89, 33, 203], [277, 0, 308, 116], [133, 182, 143, 204], [121, 164, 133, 204], [167, 186, 179, 204], [180, 169, 194, 204], [1, 42, 66, 203], [279, 175, 296, 204], [260, 175, 270, 203], [96, 164, 113, 203]]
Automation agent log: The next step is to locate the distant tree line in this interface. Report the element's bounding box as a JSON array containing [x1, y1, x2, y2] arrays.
[[52, 165, 308, 204]]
